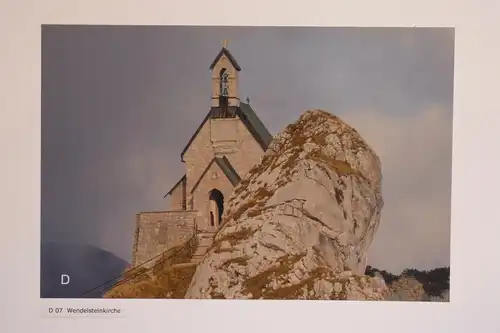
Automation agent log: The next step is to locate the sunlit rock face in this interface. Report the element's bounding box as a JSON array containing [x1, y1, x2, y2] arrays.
[[185, 110, 386, 300]]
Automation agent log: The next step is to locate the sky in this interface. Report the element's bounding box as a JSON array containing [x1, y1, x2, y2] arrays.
[[41, 26, 454, 274]]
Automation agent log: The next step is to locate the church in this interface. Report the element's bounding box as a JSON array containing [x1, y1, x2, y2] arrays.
[[131, 41, 273, 267]]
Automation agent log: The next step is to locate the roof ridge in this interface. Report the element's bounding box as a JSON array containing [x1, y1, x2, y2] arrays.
[[164, 174, 186, 197], [189, 156, 241, 194], [209, 47, 242, 71]]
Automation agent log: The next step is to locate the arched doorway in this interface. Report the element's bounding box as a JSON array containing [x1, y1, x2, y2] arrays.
[[208, 189, 224, 227]]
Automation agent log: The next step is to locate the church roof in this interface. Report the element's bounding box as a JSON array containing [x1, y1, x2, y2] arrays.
[[164, 174, 186, 198], [209, 47, 241, 71], [180, 103, 273, 162], [189, 156, 241, 194], [239, 102, 273, 150]]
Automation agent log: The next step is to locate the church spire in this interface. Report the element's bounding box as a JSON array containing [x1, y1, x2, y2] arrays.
[[209, 42, 241, 71], [209, 40, 241, 108]]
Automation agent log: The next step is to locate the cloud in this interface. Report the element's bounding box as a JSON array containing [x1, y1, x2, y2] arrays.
[[342, 105, 452, 273]]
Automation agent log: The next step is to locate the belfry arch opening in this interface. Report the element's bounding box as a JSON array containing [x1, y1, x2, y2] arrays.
[[219, 68, 229, 116], [208, 189, 224, 227]]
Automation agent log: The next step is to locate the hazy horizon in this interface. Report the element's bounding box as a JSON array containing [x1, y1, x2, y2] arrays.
[[41, 26, 454, 274]]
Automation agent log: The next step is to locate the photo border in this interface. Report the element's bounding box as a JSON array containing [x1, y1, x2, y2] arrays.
[[2, 0, 499, 332]]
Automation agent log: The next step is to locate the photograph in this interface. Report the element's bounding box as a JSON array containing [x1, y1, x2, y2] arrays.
[[41, 25, 453, 300]]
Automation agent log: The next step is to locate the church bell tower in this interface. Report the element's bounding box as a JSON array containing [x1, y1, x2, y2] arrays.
[[209, 39, 241, 115]]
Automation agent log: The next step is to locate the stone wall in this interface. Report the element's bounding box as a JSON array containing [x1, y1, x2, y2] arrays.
[[132, 210, 197, 268], [169, 180, 185, 211], [210, 118, 238, 143], [191, 162, 234, 231], [184, 122, 214, 196], [226, 118, 267, 179], [183, 117, 266, 205]]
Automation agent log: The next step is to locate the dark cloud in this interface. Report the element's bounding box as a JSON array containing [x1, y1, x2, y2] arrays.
[[41, 26, 453, 273]]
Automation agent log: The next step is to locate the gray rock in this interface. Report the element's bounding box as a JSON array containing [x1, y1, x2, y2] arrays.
[[185, 110, 386, 300]]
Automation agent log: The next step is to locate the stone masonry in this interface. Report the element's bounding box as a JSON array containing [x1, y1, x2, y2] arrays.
[[132, 211, 196, 268], [131, 41, 273, 268]]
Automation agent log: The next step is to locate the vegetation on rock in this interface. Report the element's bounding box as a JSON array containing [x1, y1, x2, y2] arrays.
[[104, 234, 198, 298]]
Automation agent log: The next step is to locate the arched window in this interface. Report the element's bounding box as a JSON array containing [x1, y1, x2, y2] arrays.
[[219, 68, 229, 97]]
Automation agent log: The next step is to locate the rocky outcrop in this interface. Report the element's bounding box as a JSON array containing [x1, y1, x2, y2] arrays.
[[185, 109, 387, 300], [385, 277, 450, 301], [385, 276, 427, 301], [391, 277, 450, 301], [366, 267, 450, 302]]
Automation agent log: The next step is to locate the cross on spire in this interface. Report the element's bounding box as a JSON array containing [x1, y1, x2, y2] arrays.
[[222, 38, 228, 48]]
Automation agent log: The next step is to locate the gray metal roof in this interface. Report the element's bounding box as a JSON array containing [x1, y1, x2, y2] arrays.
[[164, 174, 186, 198], [238, 102, 273, 151], [215, 156, 241, 186]]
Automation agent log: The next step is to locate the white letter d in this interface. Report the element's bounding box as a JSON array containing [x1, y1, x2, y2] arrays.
[[61, 274, 70, 285]]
